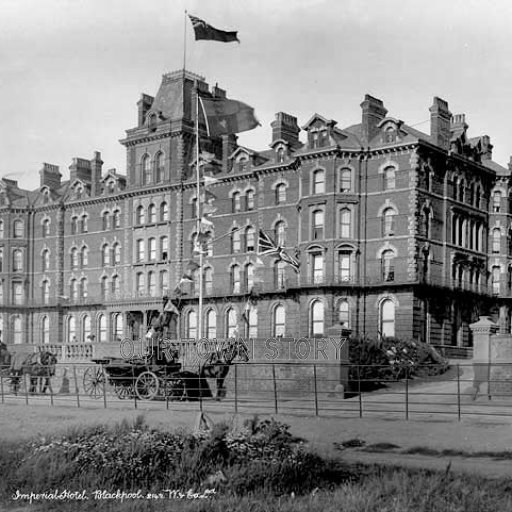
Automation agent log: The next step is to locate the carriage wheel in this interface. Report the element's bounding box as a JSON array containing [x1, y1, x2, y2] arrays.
[[83, 366, 105, 399], [114, 383, 134, 400], [135, 371, 160, 400]]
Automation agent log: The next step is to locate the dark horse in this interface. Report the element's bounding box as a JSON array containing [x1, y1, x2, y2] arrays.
[[10, 350, 58, 395]]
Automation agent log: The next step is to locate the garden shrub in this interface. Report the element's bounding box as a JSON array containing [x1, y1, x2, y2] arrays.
[[349, 337, 449, 390]]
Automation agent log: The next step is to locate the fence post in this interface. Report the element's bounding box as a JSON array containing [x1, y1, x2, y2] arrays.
[[234, 363, 238, 414], [132, 366, 137, 410], [457, 363, 461, 421], [272, 364, 278, 414], [199, 365, 203, 413], [102, 367, 108, 409], [72, 365, 80, 408], [0, 374, 4, 404], [48, 366, 54, 407], [313, 364, 319, 416], [24, 373, 29, 405], [357, 365, 363, 418], [405, 371, 409, 421]]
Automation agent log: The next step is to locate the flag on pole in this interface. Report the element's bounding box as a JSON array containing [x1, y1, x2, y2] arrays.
[[203, 175, 219, 187], [164, 298, 180, 315], [179, 275, 194, 285], [202, 202, 217, 215], [200, 216, 214, 228], [201, 190, 217, 202], [188, 14, 239, 43], [242, 299, 251, 325], [258, 229, 300, 273], [186, 260, 200, 272], [199, 96, 259, 137]]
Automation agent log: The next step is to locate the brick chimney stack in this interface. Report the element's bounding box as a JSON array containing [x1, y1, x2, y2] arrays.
[[90, 151, 103, 196], [39, 163, 61, 190], [429, 97, 452, 150], [271, 112, 301, 148], [69, 157, 91, 183], [480, 135, 493, 161], [360, 95, 388, 144], [137, 94, 154, 127]]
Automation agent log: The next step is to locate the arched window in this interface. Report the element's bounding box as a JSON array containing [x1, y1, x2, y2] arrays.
[[136, 273, 145, 295], [383, 166, 396, 190], [339, 209, 351, 238], [70, 247, 78, 269], [0, 220, 4, 238], [148, 271, 156, 296], [310, 300, 324, 336], [458, 180, 465, 202], [382, 208, 396, 236], [13, 315, 22, 344], [187, 310, 197, 339], [339, 168, 352, 193], [422, 208, 431, 238], [206, 309, 217, 338], [70, 279, 79, 300], [160, 236, 169, 261], [42, 280, 50, 304], [275, 260, 286, 289], [339, 300, 350, 327], [231, 228, 241, 253], [80, 215, 88, 233], [191, 197, 198, 218], [98, 314, 107, 343], [247, 306, 258, 338], [67, 316, 76, 343], [41, 316, 50, 344], [275, 221, 286, 246], [313, 169, 325, 194], [492, 266, 501, 295], [274, 304, 285, 337], [312, 209, 324, 240], [160, 270, 168, 294], [148, 204, 156, 224], [226, 308, 238, 338], [275, 183, 286, 204], [475, 186, 481, 209], [112, 243, 121, 265], [101, 276, 108, 299], [380, 299, 396, 338], [231, 265, 241, 293], [83, 315, 91, 342], [493, 191, 502, 213], [142, 154, 152, 185], [160, 202, 169, 221], [80, 278, 87, 298], [102, 212, 110, 230], [42, 219, 50, 237], [113, 210, 121, 228], [246, 190, 255, 210], [71, 216, 78, 235], [136, 205, 145, 225], [148, 238, 156, 261], [81, 246, 88, 267], [244, 263, 254, 291], [102, 244, 110, 266], [112, 275, 120, 296], [338, 251, 351, 282], [112, 313, 123, 341], [245, 226, 255, 252], [277, 147, 285, 163], [12, 249, 22, 272], [136, 239, 144, 262], [493, 228, 501, 253], [381, 250, 395, 282], [13, 219, 23, 238], [232, 192, 241, 212], [312, 251, 324, 284], [204, 267, 213, 295], [155, 152, 164, 182]]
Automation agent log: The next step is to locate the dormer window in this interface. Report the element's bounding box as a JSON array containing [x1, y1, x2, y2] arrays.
[[311, 131, 319, 149], [108, 181, 115, 193], [147, 113, 157, 132], [385, 126, 396, 143], [236, 154, 249, 172], [277, 147, 285, 163]]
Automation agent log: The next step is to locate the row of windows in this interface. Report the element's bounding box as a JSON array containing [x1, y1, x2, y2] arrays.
[[135, 202, 169, 225], [141, 152, 166, 185], [133, 270, 169, 298], [451, 215, 485, 252], [0, 219, 24, 239], [135, 237, 169, 263], [183, 298, 396, 338], [0, 248, 23, 272]]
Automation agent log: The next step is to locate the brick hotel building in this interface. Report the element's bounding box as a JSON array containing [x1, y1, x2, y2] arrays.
[[0, 69, 511, 349]]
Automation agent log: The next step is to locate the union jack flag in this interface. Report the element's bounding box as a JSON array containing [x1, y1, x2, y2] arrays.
[[258, 229, 300, 273]]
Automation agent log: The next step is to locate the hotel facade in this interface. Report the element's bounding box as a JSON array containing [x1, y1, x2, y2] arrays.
[[1, 70, 511, 350]]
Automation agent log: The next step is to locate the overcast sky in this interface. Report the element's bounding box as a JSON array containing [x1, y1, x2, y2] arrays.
[[2, 0, 512, 190]]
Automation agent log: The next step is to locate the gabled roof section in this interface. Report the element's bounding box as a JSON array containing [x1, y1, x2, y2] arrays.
[[301, 113, 337, 131]]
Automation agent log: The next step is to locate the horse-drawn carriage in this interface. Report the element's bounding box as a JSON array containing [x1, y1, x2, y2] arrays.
[[82, 336, 249, 401]]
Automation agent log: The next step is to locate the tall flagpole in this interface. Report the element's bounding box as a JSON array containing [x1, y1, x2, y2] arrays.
[[183, 10, 188, 72], [196, 89, 203, 341]]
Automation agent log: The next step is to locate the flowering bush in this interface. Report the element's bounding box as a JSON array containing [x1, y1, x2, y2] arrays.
[[10, 416, 346, 496], [349, 337, 448, 389]]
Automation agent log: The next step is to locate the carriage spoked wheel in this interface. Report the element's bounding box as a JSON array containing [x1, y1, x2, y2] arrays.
[[135, 371, 160, 400], [83, 366, 105, 399], [114, 383, 134, 400]]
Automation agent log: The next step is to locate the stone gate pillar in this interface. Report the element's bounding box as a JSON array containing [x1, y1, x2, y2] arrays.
[[469, 316, 498, 399]]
